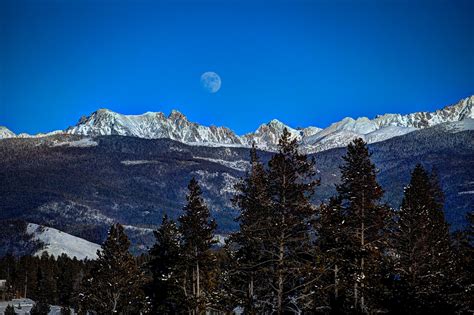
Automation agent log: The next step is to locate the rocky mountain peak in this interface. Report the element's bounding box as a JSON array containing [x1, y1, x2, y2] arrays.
[[0, 126, 16, 139], [168, 110, 187, 121]]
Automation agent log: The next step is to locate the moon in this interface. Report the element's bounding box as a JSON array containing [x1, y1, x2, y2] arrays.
[[200, 72, 221, 93]]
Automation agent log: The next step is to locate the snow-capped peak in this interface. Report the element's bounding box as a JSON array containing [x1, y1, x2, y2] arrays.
[[168, 109, 187, 121], [66, 108, 244, 145], [373, 95, 474, 128], [242, 119, 300, 148], [0, 126, 16, 139], [302, 95, 474, 152]]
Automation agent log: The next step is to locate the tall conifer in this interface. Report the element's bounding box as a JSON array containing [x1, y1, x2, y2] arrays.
[[231, 144, 273, 313], [178, 178, 217, 314], [265, 128, 319, 313], [81, 223, 145, 314], [148, 215, 185, 314], [336, 138, 392, 313], [317, 196, 352, 313], [395, 164, 455, 313]]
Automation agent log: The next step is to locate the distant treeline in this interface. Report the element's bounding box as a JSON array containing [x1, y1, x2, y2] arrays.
[[0, 220, 44, 257], [1, 129, 473, 314]]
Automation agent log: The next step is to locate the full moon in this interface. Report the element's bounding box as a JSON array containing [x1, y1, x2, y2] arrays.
[[200, 72, 221, 93]]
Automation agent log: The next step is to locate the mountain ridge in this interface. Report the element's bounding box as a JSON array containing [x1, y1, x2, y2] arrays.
[[2, 95, 473, 153]]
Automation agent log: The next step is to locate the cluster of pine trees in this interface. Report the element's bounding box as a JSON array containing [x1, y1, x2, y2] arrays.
[[0, 252, 88, 314], [1, 129, 473, 314]]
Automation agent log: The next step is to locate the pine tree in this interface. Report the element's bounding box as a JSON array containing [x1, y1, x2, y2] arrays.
[[395, 164, 455, 313], [4, 305, 15, 315], [148, 215, 185, 314], [33, 252, 57, 307], [460, 211, 474, 310], [230, 144, 274, 313], [57, 254, 82, 307], [81, 223, 145, 314], [317, 196, 351, 313], [178, 177, 218, 314], [451, 218, 474, 313], [336, 138, 392, 313], [30, 301, 50, 315], [264, 128, 319, 313]]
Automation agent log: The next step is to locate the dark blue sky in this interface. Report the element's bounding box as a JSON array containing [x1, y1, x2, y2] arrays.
[[1, 0, 473, 135]]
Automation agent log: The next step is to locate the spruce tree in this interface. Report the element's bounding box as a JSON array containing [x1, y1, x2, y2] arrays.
[[460, 211, 474, 310], [81, 223, 145, 314], [264, 128, 319, 313], [395, 164, 455, 313], [30, 301, 50, 315], [34, 252, 57, 307], [451, 219, 474, 313], [148, 215, 185, 314], [4, 305, 15, 315], [336, 138, 392, 313], [317, 196, 351, 313], [231, 144, 274, 313], [178, 177, 218, 314]]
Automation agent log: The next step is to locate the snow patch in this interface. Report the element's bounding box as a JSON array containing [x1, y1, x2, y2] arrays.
[[193, 156, 250, 171], [121, 160, 159, 165], [27, 223, 101, 260], [458, 190, 474, 195], [51, 138, 98, 147]]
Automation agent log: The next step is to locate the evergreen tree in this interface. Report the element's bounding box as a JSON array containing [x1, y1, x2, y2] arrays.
[[336, 138, 392, 313], [317, 196, 352, 313], [60, 306, 72, 315], [395, 164, 456, 313], [148, 215, 185, 314], [57, 254, 81, 306], [30, 301, 50, 315], [178, 178, 218, 314], [4, 304, 16, 315], [230, 144, 274, 313], [460, 211, 474, 310], [33, 252, 58, 306], [264, 128, 319, 313], [81, 223, 145, 314], [451, 222, 474, 313]]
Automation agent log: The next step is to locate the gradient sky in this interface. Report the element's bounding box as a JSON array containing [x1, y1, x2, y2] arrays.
[[1, 0, 473, 135]]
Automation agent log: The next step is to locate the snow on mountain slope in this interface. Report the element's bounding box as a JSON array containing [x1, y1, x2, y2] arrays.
[[364, 125, 416, 143], [16, 130, 64, 138], [243, 119, 303, 149], [0, 126, 15, 139], [302, 95, 474, 152], [66, 109, 243, 145], [66, 109, 321, 150], [373, 95, 474, 128], [27, 223, 100, 260], [438, 118, 474, 133]]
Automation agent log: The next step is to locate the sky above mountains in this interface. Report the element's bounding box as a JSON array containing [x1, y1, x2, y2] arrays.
[[1, 0, 473, 135]]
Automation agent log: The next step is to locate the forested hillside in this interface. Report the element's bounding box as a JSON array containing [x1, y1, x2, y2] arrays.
[[0, 121, 473, 252]]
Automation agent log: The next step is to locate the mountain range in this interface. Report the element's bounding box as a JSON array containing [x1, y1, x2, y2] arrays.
[[2, 95, 473, 153], [1, 95, 473, 256]]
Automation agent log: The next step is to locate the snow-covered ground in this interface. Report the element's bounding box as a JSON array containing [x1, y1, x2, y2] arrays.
[[0, 299, 69, 315], [27, 223, 100, 260]]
